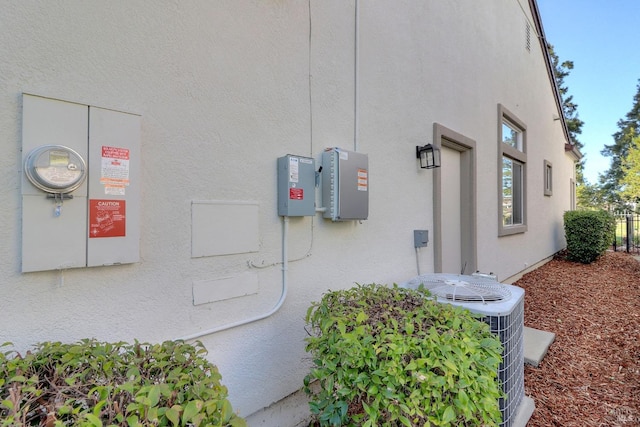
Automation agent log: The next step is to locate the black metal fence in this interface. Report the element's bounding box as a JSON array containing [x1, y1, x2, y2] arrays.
[[612, 212, 640, 254]]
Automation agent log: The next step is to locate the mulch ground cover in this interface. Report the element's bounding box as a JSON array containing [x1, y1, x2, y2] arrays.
[[514, 251, 640, 426]]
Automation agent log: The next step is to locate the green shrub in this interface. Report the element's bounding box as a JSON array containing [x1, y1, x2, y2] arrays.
[[564, 209, 616, 263], [0, 339, 246, 427], [304, 284, 503, 427]]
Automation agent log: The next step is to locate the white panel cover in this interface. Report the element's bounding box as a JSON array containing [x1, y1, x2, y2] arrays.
[[191, 201, 259, 257], [86, 107, 141, 267], [21, 94, 88, 272]]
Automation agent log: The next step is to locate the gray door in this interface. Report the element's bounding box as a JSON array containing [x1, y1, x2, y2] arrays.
[[433, 124, 477, 274]]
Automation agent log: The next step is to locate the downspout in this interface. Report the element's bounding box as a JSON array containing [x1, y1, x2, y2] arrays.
[[354, 0, 360, 152]]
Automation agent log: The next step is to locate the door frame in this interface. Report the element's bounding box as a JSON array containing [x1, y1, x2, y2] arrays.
[[432, 123, 477, 274]]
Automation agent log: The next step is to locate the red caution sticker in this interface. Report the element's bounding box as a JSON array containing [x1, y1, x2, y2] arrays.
[[289, 188, 304, 200], [89, 199, 126, 238]]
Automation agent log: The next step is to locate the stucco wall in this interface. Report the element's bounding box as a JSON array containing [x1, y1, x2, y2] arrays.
[[0, 0, 574, 420]]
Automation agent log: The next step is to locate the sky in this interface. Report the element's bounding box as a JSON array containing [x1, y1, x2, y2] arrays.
[[536, 0, 640, 184]]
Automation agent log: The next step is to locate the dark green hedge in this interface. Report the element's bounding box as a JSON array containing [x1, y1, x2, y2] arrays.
[[564, 209, 615, 264]]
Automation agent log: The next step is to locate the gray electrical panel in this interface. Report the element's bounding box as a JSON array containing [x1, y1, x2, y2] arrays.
[[321, 148, 368, 221], [277, 155, 316, 216]]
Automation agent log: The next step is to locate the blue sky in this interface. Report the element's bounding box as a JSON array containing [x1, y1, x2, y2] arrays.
[[536, 0, 640, 184]]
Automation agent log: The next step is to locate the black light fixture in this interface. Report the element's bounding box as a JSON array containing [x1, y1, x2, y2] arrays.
[[416, 144, 441, 169]]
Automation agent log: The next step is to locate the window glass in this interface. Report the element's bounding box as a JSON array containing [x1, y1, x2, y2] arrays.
[[498, 104, 527, 236], [502, 122, 522, 151], [544, 161, 553, 196], [502, 157, 523, 226]]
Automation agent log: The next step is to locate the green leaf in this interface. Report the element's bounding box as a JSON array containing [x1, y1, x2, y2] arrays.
[[356, 311, 368, 324], [181, 400, 202, 425], [84, 413, 103, 427], [93, 399, 107, 417], [165, 407, 180, 426], [405, 322, 414, 335], [1, 399, 14, 411], [404, 360, 417, 370], [148, 385, 161, 407], [442, 405, 456, 424], [398, 415, 412, 426], [457, 389, 469, 408]]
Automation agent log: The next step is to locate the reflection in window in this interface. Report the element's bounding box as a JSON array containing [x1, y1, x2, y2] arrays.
[[502, 122, 522, 151], [498, 104, 527, 236], [502, 157, 523, 226]]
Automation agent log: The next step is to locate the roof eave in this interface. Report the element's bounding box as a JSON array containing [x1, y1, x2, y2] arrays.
[[529, 0, 580, 158]]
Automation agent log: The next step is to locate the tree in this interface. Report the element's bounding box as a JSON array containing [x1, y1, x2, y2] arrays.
[[620, 136, 640, 203], [600, 80, 640, 207], [548, 44, 584, 160], [547, 44, 602, 208]]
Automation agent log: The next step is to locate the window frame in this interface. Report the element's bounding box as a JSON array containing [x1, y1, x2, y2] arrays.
[[544, 160, 553, 196], [498, 104, 527, 236]]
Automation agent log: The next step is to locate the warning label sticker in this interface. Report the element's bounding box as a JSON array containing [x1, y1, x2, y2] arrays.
[[289, 188, 304, 200], [357, 169, 368, 192], [289, 157, 299, 183], [89, 199, 126, 238], [101, 146, 130, 195]]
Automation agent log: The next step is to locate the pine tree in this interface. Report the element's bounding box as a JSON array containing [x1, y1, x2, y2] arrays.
[[546, 44, 603, 208], [547, 44, 585, 180], [619, 136, 640, 203], [600, 80, 640, 207]]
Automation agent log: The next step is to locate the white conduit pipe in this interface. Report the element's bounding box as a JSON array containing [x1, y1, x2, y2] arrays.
[[177, 216, 289, 341], [354, 0, 360, 152]]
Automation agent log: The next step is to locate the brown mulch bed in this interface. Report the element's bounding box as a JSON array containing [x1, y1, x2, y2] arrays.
[[514, 251, 640, 426]]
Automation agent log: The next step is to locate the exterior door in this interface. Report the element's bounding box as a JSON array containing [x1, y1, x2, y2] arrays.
[[440, 146, 463, 273], [433, 124, 477, 274]]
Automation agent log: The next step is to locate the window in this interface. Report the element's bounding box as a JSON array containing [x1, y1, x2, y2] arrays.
[[498, 104, 527, 236], [503, 157, 523, 225], [544, 160, 553, 196]]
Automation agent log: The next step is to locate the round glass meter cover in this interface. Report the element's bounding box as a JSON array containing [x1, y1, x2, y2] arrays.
[[25, 145, 87, 193]]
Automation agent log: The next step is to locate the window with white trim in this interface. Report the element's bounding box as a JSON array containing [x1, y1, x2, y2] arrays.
[[544, 160, 553, 196], [498, 104, 527, 236]]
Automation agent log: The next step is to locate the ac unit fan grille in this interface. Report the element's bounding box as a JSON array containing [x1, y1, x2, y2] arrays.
[[401, 273, 512, 303]]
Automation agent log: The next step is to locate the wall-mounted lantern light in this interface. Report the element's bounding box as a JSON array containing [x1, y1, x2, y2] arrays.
[[416, 144, 441, 169]]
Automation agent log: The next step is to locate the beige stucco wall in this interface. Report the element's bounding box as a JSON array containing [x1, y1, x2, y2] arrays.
[[0, 0, 574, 422]]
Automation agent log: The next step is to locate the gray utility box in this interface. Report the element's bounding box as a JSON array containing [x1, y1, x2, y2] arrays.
[[277, 154, 316, 216], [321, 148, 368, 221]]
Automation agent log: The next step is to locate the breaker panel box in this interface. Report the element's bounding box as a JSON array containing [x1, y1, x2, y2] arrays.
[[321, 148, 368, 221], [21, 94, 140, 273], [277, 155, 316, 216]]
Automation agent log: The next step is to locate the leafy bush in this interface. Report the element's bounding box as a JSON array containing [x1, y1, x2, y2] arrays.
[[564, 209, 616, 263], [0, 339, 246, 427], [304, 284, 503, 427]]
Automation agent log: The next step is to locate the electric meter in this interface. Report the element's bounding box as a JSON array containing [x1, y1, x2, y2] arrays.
[[24, 145, 87, 193]]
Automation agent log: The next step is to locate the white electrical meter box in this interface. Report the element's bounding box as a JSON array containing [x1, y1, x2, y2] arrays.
[[21, 94, 140, 273], [321, 147, 368, 221], [277, 155, 316, 216]]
